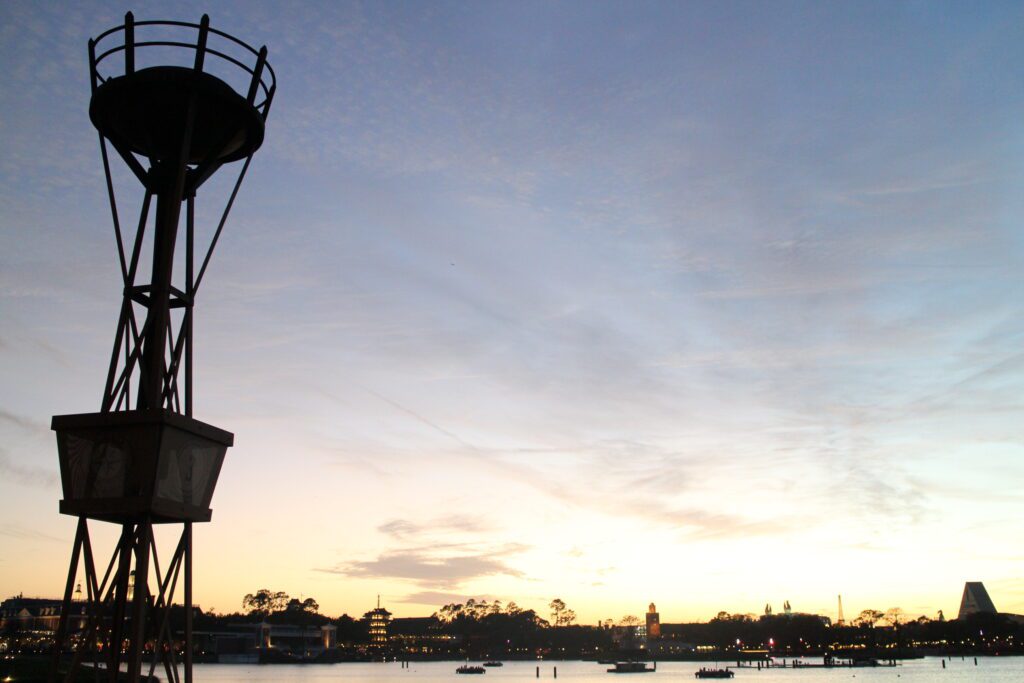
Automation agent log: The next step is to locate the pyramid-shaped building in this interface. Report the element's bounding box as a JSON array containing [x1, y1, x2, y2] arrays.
[[957, 582, 997, 619]]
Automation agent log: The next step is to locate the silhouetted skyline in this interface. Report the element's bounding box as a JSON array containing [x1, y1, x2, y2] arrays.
[[1, 0, 1023, 623]]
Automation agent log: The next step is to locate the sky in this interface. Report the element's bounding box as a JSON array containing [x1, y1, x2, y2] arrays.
[[1, 0, 1023, 625]]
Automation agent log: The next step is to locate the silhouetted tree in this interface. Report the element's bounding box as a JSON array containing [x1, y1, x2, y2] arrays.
[[242, 589, 290, 616], [285, 597, 319, 614], [549, 598, 577, 626], [884, 607, 905, 627], [436, 602, 463, 622], [550, 598, 566, 625], [854, 609, 884, 627], [269, 596, 326, 626]]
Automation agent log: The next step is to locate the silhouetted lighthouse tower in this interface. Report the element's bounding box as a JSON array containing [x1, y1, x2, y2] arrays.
[[49, 13, 275, 683]]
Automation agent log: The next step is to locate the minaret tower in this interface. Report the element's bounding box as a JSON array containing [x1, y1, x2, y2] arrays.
[[646, 602, 661, 639]]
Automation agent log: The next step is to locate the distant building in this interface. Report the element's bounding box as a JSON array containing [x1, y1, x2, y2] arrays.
[[0, 595, 87, 634], [646, 603, 661, 639], [365, 597, 391, 646], [193, 622, 336, 662], [610, 623, 646, 648], [388, 616, 458, 655], [648, 638, 695, 657], [958, 582, 997, 619], [758, 602, 831, 627]]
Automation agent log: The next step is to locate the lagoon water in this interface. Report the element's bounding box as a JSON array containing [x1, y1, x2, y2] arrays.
[[194, 657, 1023, 682]]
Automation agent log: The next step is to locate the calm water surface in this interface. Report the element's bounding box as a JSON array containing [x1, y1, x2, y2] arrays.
[[194, 657, 1022, 682]]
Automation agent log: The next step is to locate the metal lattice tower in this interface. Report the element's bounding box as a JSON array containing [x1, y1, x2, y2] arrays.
[[49, 13, 275, 683]]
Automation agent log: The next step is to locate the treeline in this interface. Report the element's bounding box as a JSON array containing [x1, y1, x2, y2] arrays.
[[665, 611, 1023, 655], [171, 588, 370, 643], [165, 590, 1024, 657], [429, 599, 608, 657]]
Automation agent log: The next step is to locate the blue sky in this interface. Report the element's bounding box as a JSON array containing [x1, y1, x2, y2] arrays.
[[1, 0, 1023, 622]]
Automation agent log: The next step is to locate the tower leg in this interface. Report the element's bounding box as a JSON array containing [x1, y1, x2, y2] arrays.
[[145, 526, 187, 683], [108, 524, 136, 682], [51, 521, 194, 683], [49, 518, 86, 683], [185, 522, 193, 683], [126, 519, 152, 682]]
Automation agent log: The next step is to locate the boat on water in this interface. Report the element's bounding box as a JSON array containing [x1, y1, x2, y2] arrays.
[[483, 661, 503, 667], [456, 665, 486, 674], [694, 669, 733, 679], [607, 661, 656, 674], [849, 659, 887, 667]]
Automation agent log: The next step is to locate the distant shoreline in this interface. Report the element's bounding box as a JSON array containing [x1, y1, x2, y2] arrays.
[[188, 652, 1024, 664]]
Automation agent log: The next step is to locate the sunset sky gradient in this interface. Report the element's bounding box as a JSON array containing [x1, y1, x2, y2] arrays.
[[1, 0, 1023, 624]]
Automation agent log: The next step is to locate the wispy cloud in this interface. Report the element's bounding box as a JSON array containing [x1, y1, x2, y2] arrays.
[[0, 409, 50, 435], [363, 388, 484, 453], [0, 449, 57, 488], [397, 591, 498, 607], [378, 515, 492, 540], [0, 522, 65, 544], [318, 543, 528, 589]]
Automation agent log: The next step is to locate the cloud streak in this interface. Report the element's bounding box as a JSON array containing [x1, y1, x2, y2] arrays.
[[378, 515, 492, 540], [396, 590, 497, 607], [319, 543, 528, 589], [0, 449, 57, 489]]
